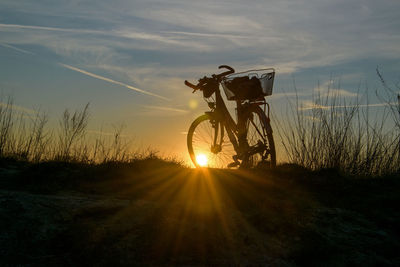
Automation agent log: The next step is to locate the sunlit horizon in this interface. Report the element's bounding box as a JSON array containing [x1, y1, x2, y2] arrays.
[[0, 0, 399, 165]]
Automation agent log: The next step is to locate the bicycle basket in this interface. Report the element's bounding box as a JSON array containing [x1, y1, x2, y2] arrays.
[[221, 68, 275, 101]]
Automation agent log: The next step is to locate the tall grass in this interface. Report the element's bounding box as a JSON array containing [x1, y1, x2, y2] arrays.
[[0, 99, 155, 164], [277, 73, 400, 176]]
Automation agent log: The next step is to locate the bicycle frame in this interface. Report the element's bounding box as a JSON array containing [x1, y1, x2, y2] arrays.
[[205, 86, 266, 157], [206, 88, 239, 152]]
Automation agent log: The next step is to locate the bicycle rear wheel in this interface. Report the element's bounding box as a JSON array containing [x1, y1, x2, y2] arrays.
[[187, 114, 236, 168], [243, 105, 276, 168]]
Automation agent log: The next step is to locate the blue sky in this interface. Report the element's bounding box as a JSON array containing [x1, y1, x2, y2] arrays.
[[0, 0, 399, 162]]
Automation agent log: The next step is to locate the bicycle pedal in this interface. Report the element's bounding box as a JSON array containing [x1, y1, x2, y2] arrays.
[[227, 161, 240, 168]]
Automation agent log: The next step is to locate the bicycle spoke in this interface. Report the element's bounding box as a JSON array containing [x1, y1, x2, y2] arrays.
[[188, 115, 237, 168]]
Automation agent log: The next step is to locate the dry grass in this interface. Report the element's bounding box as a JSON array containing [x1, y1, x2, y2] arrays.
[[277, 72, 400, 177], [0, 99, 165, 164], [1, 70, 399, 176]]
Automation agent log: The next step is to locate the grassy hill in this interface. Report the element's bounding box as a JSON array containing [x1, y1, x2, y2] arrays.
[[0, 158, 399, 266]]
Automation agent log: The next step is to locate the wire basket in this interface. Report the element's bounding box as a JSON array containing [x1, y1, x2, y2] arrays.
[[221, 68, 275, 101]]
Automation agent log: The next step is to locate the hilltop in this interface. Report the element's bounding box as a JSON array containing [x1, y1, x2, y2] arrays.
[[0, 158, 399, 266]]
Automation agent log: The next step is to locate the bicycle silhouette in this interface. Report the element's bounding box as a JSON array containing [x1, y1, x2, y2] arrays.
[[185, 65, 276, 168]]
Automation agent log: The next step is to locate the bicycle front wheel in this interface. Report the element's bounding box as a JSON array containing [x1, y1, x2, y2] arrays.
[[244, 105, 276, 168], [187, 114, 236, 168]]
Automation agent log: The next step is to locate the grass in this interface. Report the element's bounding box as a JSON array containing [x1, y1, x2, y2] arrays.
[[0, 70, 399, 177], [0, 98, 180, 165], [276, 70, 400, 177]]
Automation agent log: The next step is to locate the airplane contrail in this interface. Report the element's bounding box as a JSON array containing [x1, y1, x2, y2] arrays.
[[59, 63, 169, 101], [0, 23, 104, 35], [143, 105, 188, 113], [0, 43, 35, 54]]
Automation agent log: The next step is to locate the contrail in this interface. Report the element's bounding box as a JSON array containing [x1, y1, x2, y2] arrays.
[[163, 31, 282, 41], [0, 43, 35, 54], [0, 23, 104, 35], [143, 105, 188, 113], [59, 63, 169, 101]]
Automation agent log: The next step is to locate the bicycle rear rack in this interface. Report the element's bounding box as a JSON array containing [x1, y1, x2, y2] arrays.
[[249, 99, 270, 119]]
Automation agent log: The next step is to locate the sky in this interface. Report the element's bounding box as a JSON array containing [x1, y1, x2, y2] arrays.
[[0, 0, 399, 164]]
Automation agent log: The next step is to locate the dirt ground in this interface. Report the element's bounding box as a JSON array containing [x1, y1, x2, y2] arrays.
[[0, 161, 399, 266]]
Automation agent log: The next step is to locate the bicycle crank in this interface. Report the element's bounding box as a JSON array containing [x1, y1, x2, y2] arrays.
[[210, 144, 222, 154], [248, 140, 267, 155]]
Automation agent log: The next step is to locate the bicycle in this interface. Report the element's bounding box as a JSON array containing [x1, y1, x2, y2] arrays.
[[184, 65, 276, 168]]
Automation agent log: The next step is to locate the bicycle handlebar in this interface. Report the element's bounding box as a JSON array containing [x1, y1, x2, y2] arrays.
[[184, 80, 200, 93], [217, 65, 235, 77], [184, 65, 235, 93]]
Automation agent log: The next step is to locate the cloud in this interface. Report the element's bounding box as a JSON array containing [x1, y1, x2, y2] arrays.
[[0, 102, 38, 114], [162, 31, 282, 42], [317, 88, 358, 98], [136, 105, 190, 117], [0, 23, 212, 51], [313, 80, 359, 98], [268, 91, 309, 100], [132, 4, 263, 34], [358, 102, 398, 108], [0, 23, 105, 34], [0, 43, 35, 54], [2, 0, 399, 76], [143, 105, 188, 113], [299, 100, 396, 111], [1, 0, 400, 110], [59, 63, 169, 101], [298, 100, 330, 111]]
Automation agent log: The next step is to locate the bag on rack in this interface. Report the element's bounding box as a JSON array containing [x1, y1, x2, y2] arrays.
[[225, 76, 263, 100]]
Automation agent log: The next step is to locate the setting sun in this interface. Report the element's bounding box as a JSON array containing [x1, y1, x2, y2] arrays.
[[196, 154, 208, 167]]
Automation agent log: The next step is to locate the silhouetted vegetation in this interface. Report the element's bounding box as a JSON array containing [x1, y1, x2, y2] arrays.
[[0, 71, 399, 176], [0, 99, 175, 165], [277, 72, 400, 176]]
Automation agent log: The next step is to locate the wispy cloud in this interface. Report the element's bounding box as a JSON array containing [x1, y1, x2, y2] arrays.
[[314, 80, 359, 97], [163, 31, 281, 41], [299, 100, 396, 111], [0, 102, 38, 114], [0, 43, 34, 54], [0, 23, 105, 35], [269, 91, 309, 99], [137, 105, 189, 117], [135, 7, 262, 34], [358, 102, 398, 108], [299, 101, 330, 111], [320, 88, 358, 97], [59, 63, 169, 101], [0, 23, 211, 51], [143, 105, 188, 113]]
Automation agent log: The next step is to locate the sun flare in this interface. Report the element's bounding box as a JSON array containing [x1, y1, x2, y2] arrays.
[[196, 154, 208, 167]]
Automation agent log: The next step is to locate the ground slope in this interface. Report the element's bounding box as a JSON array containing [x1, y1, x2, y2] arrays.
[[0, 160, 399, 266]]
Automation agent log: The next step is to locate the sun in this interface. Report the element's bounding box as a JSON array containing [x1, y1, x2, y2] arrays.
[[196, 154, 208, 167]]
